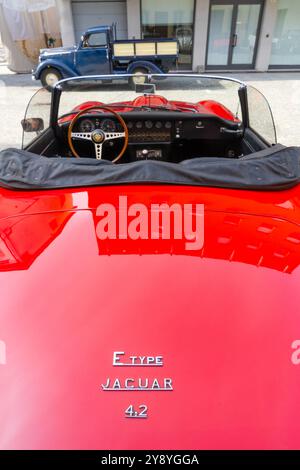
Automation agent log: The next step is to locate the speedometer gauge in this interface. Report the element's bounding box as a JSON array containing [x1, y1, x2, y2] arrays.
[[79, 119, 95, 133], [101, 119, 116, 132]]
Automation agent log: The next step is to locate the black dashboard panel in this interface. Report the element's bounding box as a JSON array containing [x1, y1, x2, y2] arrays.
[[174, 117, 231, 140], [58, 112, 243, 161], [67, 112, 242, 142], [123, 113, 242, 142], [126, 119, 172, 143]]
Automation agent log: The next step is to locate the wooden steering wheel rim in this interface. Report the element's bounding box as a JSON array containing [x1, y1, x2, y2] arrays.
[[67, 105, 129, 163]]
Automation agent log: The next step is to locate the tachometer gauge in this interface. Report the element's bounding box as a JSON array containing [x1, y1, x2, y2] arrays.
[[79, 119, 95, 133], [101, 119, 116, 132]]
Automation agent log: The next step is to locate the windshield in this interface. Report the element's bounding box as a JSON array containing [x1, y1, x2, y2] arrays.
[[247, 85, 277, 145], [9, 73, 298, 193], [21, 74, 277, 151], [57, 74, 243, 120], [22, 87, 51, 149]]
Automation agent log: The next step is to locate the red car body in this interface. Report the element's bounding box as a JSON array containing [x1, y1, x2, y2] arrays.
[[1, 77, 300, 450], [58, 95, 240, 123], [1, 181, 300, 449]]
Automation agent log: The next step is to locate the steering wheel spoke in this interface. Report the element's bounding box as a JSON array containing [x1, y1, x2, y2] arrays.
[[94, 143, 103, 160], [104, 131, 126, 141], [71, 132, 92, 141]]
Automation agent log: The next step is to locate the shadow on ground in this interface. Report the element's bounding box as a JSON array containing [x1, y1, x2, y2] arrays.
[[0, 68, 35, 87]]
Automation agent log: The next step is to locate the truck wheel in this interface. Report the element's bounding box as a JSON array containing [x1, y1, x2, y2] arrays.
[[40, 68, 62, 90], [129, 68, 148, 89]]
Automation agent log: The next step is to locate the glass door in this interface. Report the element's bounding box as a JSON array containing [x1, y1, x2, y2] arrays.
[[206, 0, 264, 69], [207, 3, 234, 67]]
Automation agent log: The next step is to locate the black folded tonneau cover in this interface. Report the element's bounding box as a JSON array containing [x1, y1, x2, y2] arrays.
[[0, 144, 299, 191]]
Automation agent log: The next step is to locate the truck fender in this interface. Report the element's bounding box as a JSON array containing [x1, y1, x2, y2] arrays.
[[33, 60, 78, 80], [127, 61, 164, 75]]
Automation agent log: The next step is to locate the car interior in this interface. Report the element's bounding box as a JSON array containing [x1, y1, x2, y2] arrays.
[[22, 77, 274, 164], [24, 110, 271, 164]]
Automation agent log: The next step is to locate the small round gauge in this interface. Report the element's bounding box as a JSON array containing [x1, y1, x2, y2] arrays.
[[145, 120, 153, 129], [165, 121, 172, 129], [127, 121, 134, 129], [100, 119, 116, 132], [79, 119, 95, 133], [155, 121, 162, 129], [136, 121, 143, 129]]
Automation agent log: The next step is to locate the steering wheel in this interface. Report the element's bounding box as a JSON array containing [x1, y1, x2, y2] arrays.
[[67, 105, 129, 162]]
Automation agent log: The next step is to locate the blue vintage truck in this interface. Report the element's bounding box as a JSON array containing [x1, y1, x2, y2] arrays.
[[33, 24, 179, 88]]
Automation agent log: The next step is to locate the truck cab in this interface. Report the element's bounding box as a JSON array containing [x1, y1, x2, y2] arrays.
[[75, 26, 112, 76]]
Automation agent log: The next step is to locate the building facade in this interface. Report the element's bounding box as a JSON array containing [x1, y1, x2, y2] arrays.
[[0, 1, 61, 73], [56, 0, 300, 72]]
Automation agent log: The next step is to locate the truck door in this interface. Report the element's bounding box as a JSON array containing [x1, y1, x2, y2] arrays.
[[75, 31, 111, 75]]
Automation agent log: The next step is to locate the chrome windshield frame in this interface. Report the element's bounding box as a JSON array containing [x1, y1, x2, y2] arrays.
[[50, 73, 248, 128]]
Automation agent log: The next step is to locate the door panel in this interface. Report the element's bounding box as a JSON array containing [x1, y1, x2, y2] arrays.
[[75, 48, 110, 75]]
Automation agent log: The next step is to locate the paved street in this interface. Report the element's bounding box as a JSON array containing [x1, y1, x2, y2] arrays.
[[0, 63, 299, 151]]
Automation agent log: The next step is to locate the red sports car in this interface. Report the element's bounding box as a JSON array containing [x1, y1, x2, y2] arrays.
[[1, 74, 300, 450]]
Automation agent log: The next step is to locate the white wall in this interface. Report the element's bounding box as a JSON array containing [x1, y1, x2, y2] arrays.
[[192, 0, 210, 71], [56, 0, 76, 46], [255, 0, 278, 71], [126, 0, 141, 38]]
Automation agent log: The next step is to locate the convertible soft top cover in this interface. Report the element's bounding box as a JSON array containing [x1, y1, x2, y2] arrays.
[[0, 145, 299, 191]]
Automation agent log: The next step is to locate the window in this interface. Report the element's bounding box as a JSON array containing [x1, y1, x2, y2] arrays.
[[270, 0, 300, 66], [85, 32, 107, 48], [141, 0, 195, 69]]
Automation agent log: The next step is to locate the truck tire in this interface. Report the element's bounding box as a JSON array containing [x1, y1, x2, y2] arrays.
[[40, 68, 62, 90], [129, 68, 149, 89]]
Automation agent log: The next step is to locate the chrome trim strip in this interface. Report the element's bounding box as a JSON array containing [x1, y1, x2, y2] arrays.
[[102, 387, 173, 391], [55, 72, 247, 90], [113, 363, 163, 367], [125, 415, 148, 419]]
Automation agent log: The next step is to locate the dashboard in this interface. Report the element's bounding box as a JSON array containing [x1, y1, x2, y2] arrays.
[[77, 117, 173, 143], [59, 112, 243, 161]]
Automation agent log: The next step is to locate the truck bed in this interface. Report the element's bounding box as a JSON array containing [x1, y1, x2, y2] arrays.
[[112, 39, 178, 59]]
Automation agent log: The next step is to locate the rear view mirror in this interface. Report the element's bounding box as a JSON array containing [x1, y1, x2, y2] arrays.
[[135, 83, 156, 94], [21, 118, 44, 133]]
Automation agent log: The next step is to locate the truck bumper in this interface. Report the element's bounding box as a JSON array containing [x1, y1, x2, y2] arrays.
[[32, 68, 39, 80]]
